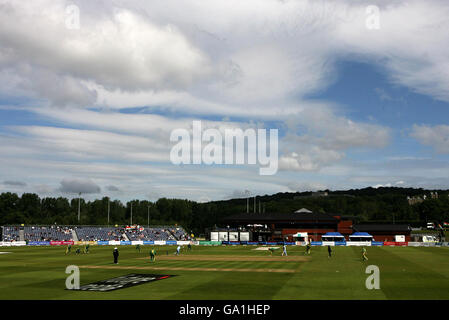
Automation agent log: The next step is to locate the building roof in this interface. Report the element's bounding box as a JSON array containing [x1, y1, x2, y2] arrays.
[[350, 232, 372, 237], [322, 232, 344, 237], [223, 211, 339, 223], [353, 224, 411, 232]]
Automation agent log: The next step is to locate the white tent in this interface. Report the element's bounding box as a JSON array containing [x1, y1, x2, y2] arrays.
[[294, 208, 312, 213]]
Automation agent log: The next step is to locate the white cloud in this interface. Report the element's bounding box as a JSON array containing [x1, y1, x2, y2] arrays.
[[410, 124, 449, 154], [1, 0, 448, 111], [58, 178, 101, 194], [334, 1, 449, 102], [0, 0, 210, 106], [294, 107, 390, 150], [106, 185, 120, 192], [372, 183, 392, 188], [279, 149, 343, 172], [9, 105, 391, 174], [9, 125, 170, 162], [3, 180, 26, 187], [35, 184, 53, 195], [1, 0, 449, 199], [278, 106, 390, 172]]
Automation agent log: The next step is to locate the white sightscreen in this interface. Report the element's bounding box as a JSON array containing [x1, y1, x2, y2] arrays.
[[210, 232, 219, 241], [239, 232, 250, 241], [218, 232, 228, 241], [229, 232, 239, 241]]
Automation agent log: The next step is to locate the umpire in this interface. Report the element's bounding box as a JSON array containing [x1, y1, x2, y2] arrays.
[[113, 247, 119, 264]]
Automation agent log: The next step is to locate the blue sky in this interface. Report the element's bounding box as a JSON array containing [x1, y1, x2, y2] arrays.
[[1, 0, 449, 202], [314, 60, 449, 160]]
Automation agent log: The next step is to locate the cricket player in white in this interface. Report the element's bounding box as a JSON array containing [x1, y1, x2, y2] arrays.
[[282, 244, 288, 256], [176, 245, 181, 255]]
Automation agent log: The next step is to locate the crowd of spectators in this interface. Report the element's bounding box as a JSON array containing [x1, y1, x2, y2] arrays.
[[23, 226, 73, 241], [75, 227, 126, 241], [2, 226, 20, 241], [170, 227, 190, 240], [2, 225, 191, 242], [126, 226, 175, 241]]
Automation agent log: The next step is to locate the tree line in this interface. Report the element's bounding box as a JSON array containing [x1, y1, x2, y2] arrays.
[[1, 187, 449, 235]]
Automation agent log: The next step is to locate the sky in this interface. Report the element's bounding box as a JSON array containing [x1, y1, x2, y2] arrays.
[[1, 0, 449, 202]]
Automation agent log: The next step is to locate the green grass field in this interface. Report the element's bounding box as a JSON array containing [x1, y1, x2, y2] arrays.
[[1, 245, 448, 300]]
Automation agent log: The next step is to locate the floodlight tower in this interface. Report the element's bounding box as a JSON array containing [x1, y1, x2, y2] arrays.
[[245, 190, 250, 213], [130, 202, 133, 226], [147, 204, 150, 228], [78, 192, 81, 222], [107, 197, 110, 226]]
